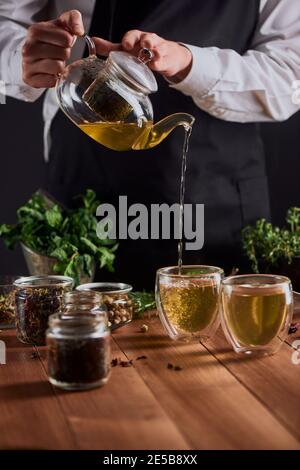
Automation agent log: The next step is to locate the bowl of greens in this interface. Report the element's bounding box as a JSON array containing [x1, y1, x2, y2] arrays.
[[0, 189, 118, 286]]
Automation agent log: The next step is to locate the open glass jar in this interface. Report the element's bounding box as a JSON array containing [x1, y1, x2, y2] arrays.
[[47, 313, 110, 391], [64, 291, 108, 324], [14, 275, 73, 345], [0, 275, 20, 329], [76, 282, 133, 329]]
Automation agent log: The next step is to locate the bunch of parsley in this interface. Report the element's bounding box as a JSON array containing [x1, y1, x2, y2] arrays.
[[0, 189, 118, 285], [242, 207, 300, 273]]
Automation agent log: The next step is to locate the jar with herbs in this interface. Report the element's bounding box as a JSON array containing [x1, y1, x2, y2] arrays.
[[76, 282, 133, 329], [0, 275, 20, 329], [47, 312, 111, 390], [14, 275, 73, 345]]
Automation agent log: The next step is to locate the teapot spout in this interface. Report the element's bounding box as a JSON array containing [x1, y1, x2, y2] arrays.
[[155, 112, 195, 134], [132, 113, 195, 150]]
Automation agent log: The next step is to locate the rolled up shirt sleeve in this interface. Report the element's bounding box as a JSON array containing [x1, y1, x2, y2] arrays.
[[170, 0, 300, 123], [0, 0, 47, 102]]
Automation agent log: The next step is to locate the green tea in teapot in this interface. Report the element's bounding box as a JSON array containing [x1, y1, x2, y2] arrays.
[[78, 120, 179, 151]]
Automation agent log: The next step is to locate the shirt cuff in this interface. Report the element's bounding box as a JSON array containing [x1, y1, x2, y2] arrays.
[[167, 44, 222, 98], [5, 38, 45, 102]]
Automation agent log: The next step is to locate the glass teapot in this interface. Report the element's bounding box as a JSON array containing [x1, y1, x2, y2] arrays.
[[56, 35, 195, 151]]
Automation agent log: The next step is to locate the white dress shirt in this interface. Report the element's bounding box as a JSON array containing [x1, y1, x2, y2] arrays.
[[0, 0, 300, 160]]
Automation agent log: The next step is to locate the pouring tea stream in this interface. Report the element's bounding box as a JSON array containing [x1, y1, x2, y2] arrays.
[[56, 34, 195, 269]]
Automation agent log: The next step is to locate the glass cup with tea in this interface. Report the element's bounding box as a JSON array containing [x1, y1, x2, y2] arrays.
[[156, 266, 224, 342], [221, 274, 293, 355]]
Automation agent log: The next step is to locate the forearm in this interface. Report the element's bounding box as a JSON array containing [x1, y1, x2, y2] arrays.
[[0, 1, 46, 102], [169, 0, 300, 123], [170, 44, 300, 123]]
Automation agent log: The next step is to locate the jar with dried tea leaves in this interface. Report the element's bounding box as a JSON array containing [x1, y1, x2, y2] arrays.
[[47, 312, 111, 390], [0, 276, 20, 329], [76, 282, 133, 329], [14, 275, 73, 345]]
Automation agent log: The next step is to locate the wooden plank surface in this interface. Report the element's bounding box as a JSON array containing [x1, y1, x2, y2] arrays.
[[206, 320, 300, 442], [113, 319, 300, 450], [37, 339, 190, 450], [0, 314, 300, 450], [0, 332, 75, 450]]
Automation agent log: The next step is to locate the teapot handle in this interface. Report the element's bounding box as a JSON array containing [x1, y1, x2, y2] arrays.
[[82, 34, 97, 57], [81, 34, 153, 64]]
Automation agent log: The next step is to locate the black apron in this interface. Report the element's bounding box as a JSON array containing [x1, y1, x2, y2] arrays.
[[48, 0, 270, 289]]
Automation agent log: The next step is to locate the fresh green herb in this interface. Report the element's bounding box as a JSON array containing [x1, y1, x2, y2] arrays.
[[129, 291, 156, 317], [0, 190, 118, 285], [242, 207, 300, 273]]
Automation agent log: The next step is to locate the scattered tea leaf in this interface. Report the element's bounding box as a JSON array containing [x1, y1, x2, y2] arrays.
[[136, 355, 147, 360], [167, 363, 183, 371], [120, 360, 132, 368], [30, 351, 39, 359], [111, 358, 119, 367], [289, 322, 300, 335]]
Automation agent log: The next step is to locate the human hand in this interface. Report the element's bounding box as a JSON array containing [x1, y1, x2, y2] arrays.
[[22, 10, 85, 88], [119, 30, 193, 81]]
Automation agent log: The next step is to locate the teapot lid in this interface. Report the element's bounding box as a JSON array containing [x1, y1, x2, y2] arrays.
[[108, 51, 158, 94]]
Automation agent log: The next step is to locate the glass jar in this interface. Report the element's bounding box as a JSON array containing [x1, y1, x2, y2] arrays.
[[76, 282, 133, 329], [64, 291, 108, 324], [14, 275, 73, 345], [0, 275, 20, 329], [47, 313, 111, 391], [156, 266, 224, 342], [221, 274, 293, 355]]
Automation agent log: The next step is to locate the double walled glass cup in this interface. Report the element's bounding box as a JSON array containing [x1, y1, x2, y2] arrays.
[[156, 266, 224, 342], [221, 274, 293, 355]]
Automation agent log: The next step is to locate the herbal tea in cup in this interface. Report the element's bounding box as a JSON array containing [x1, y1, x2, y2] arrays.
[[221, 274, 293, 355], [156, 266, 223, 342]]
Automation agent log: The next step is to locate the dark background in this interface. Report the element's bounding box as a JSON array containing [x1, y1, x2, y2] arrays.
[[0, 96, 299, 276]]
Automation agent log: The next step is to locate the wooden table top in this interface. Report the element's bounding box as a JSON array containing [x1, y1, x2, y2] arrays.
[[0, 314, 300, 450]]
